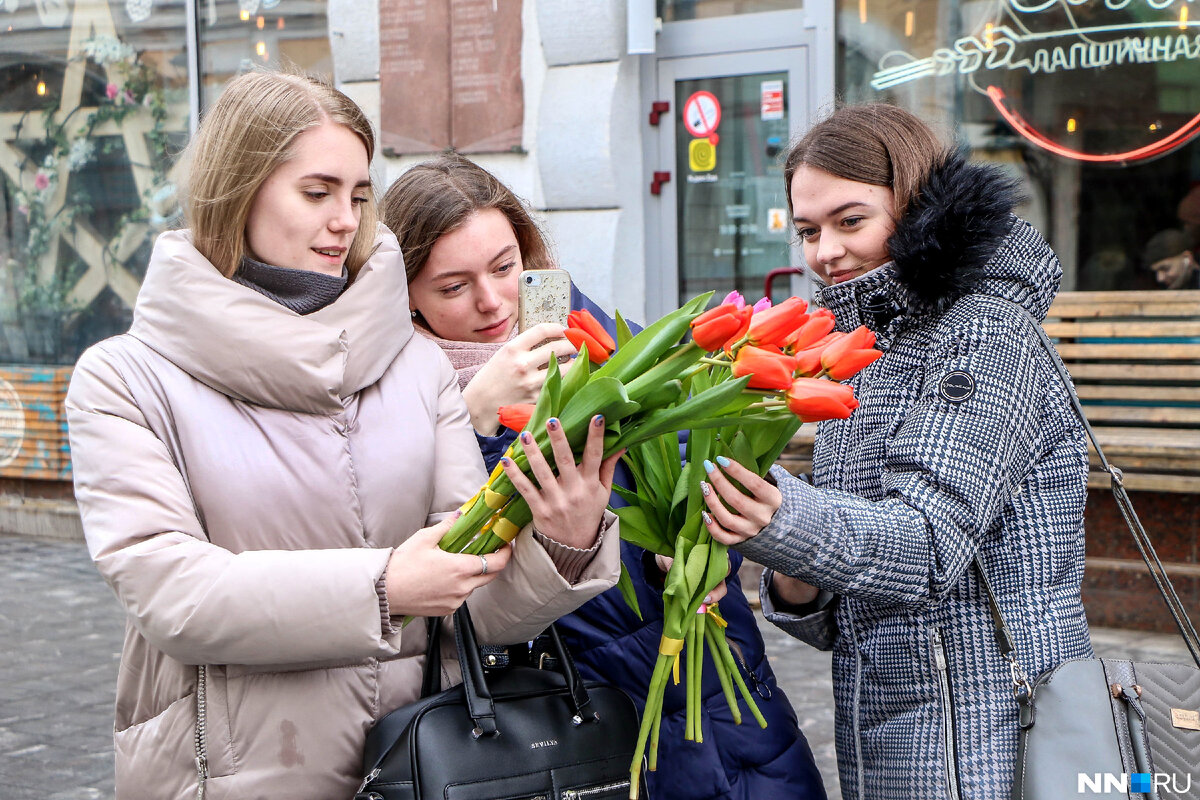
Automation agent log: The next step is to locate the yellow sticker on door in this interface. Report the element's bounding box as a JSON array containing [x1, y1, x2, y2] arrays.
[[689, 138, 716, 172]]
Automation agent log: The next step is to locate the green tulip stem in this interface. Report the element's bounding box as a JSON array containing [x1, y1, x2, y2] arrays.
[[712, 627, 768, 728], [698, 356, 731, 367], [705, 620, 741, 725], [744, 400, 788, 411], [630, 653, 672, 797]]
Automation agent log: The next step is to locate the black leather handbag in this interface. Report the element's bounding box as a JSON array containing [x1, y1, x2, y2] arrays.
[[353, 603, 646, 800], [986, 307, 1200, 800]]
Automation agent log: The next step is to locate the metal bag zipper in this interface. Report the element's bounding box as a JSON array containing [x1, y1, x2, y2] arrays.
[[562, 779, 633, 799]]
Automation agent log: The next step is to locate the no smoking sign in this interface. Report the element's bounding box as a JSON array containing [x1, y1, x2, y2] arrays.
[[683, 91, 721, 139]]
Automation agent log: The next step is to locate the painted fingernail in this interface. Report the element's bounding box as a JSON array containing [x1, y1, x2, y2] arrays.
[[500, 457, 511, 466], [702, 459, 716, 473], [702, 510, 713, 525], [697, 603, 708, 615], [520, 432, 533, 444], [593, 414, 605, 427], [716, 455, 731, 468], [547, 418, 560, 431], [705, 593, 714, 605], [700, 481, 711, 497]]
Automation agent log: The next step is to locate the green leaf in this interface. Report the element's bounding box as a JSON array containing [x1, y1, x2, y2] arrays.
[[612, 484, 642, 507], [559, 345, 592, 408], [731, 430, 759, 475], [528, 355, 562, 434], [615, 309, 635, 349], [614, 505, 673, 555], [594, 293, 712, 384], [616, 376, 752, 448], [636, 379, 685, 412], [616, 561, 643, 620], [756, 417, 803, 478]]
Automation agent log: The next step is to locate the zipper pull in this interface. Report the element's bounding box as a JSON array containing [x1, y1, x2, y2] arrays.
[[356, 767, 381, 794], [931, 629, 948, 670]]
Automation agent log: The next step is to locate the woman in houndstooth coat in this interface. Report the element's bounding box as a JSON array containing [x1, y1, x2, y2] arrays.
[[699, 104, 1093, 800]]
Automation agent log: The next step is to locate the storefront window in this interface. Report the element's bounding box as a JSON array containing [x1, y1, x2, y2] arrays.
[[837, 0, 1200, 291], [198, 0, 331, 109], [0, 0, 332, 367], [1, 1, 189, 365]]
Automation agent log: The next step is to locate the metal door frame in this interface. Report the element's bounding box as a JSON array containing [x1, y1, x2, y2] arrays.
[[640, 6, 834, 320]]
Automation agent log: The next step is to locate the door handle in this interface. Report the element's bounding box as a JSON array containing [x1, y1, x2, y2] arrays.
[[650, 171, 671, 195]]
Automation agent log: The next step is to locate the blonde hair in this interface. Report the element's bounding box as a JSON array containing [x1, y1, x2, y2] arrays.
[[783, 103, 944, 219], [379, 154, 554, 285], [181, 69, 378, 279]]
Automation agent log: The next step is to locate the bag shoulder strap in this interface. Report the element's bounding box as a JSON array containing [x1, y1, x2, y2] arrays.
[[973, 299, 1200, 677]]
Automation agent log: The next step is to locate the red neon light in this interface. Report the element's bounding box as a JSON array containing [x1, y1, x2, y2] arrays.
[[987, 86, 1200, 163]]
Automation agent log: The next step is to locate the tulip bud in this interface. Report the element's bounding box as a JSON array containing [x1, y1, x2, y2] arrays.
[[497, 403, 536, 432], [785, 377, 859, 422], [567, 309, 616, 353], [690, 303, 752, 352], [747, 297, 809, 348], [731, 345, 798, 391]]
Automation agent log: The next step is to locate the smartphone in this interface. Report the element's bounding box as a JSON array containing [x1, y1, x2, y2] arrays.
[[517, 269, 572, 333]]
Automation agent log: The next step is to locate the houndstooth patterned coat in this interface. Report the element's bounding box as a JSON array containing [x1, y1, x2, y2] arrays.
[[737, 153, 1094, 800]]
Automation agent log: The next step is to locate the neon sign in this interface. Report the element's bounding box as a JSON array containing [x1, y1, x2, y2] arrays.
[[867, 0, 1200, 162]]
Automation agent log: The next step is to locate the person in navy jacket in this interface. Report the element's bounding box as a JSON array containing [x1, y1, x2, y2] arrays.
[[381, 154, 826, 800]]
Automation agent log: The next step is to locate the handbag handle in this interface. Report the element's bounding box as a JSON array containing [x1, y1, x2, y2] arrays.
[[975, 302, 1200, 699], [420, 604, 598, 737]]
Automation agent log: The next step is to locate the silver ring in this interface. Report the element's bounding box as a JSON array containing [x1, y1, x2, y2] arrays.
[[479, 555, 488, 576]]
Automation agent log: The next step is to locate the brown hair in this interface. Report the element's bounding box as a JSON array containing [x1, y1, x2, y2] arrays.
[[180, 68, 379, 279], [783, 103, 944, 219], [379, 154, 553, 284]]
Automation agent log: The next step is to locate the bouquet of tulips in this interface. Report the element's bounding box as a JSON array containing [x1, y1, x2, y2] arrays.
[[434, 291, 880, 797]]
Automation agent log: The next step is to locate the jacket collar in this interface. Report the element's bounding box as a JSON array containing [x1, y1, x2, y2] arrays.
[[129, 225, 411, 413], [816, 150, 1060, 345]]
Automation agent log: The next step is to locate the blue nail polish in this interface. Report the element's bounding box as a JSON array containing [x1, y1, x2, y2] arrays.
[[716, 455, 731, 468], [547, 418, 560, 430], [703, 459, 716, 473], [499, 457, 511, 466], [520, 432, 532, 444], [593, 414, 605, 427]]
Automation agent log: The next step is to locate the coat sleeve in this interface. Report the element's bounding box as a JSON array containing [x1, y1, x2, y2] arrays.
[[420, 354, 621, 646], [66, 343, 397, 667], [736, 306, 1048, 609]]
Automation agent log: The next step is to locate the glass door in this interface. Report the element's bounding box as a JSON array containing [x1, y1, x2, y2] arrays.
[[648, 47, 815, 318]]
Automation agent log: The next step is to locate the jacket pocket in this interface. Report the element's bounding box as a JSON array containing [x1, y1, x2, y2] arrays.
[[930, 627, 963, 800]]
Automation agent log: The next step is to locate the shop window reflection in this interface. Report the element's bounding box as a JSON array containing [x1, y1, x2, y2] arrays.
[[658, 0, 798, 22]]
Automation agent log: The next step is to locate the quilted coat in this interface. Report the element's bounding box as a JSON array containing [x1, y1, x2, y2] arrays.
[[65, 227, 620, 800], [472, 288, 827, 800], [738, 153, 1094, 800]]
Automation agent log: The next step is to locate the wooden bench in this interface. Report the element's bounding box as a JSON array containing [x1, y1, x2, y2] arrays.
[[778, 290, 1200, 494], [1044, 290, 1200, 493]]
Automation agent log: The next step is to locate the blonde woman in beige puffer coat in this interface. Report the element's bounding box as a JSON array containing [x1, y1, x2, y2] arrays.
[[65, 70, 622, 800]]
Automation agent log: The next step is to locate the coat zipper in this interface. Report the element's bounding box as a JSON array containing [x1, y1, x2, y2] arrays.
[[847, 605, 864, 800], [562, 779, 632, 799], [195, 664, 209, 800], [931, 629, 962, 800]]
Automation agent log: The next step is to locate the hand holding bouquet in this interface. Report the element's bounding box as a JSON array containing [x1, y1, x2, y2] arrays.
[[433, 290, 880, 796]]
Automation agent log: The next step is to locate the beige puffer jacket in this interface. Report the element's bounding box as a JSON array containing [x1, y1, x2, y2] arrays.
[[65, 227, 620, 800]]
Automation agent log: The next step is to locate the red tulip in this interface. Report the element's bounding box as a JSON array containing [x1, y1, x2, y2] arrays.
[[825, 348, 883, 381], [565, 327, 612, 364], [820, 325, 879, 379], [497, 403, 536, 432], [690, 303, 752, 352], [747, 297, 809, 347], [731, 345, 798, 391], [783, 308, 836, 352], [564, 309, 615, 363], [792, 332, 844, 377], [568, 309, 616, 352], [785, 378, 859, 422]]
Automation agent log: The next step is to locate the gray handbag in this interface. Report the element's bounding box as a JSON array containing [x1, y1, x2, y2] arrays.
[[982, 309, 1200, 800]]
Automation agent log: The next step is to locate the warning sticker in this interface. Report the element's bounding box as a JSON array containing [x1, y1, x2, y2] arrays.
[[683, 91, 722, 138], [761, 80, 784, 120], [768, 208, 789, 233], [689, 138, 716, 172]]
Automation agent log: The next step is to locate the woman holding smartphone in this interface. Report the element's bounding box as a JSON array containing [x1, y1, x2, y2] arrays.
[[381, 154, 827, 800]]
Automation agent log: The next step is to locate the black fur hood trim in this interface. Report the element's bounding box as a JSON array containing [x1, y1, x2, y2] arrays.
[[887, 149, 1022, 314]]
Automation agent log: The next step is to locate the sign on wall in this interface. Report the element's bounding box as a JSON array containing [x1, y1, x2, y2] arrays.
[[379, 0, 524, 154]]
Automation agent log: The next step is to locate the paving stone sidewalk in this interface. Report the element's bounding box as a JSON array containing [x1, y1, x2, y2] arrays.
[[1, 533, 1194, 800]]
